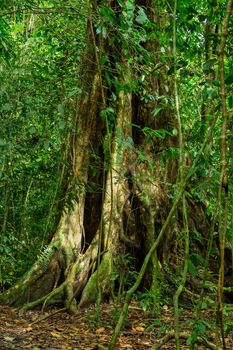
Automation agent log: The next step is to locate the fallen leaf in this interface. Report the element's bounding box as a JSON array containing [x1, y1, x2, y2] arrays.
[[50, 331, 61, 337], [96, 327, 105, 334], [69, 325, 80, 332], [134, 326, 145, 332], [141, 341, 152, 346], [14, 319, 24, 324], [4, 336, 15, 342]]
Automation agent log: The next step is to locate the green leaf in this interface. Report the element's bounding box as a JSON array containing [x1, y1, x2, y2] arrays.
[[202, 86, 217, 99], [136, 7, 149, 25], [0, 138, 6, 146], [152, 107, 161, 117], [58, 121, 66, 130], [101, 55, 109, 64], [100, 107, 115, 122], [67, 87, 82, 97], [188, 261, 196, 276], [188, 167, 197, 177], [2, 103, 11, 111], [186, 331, 197, 346], [99, 6, 116, 24], [57, 104, 65, 115], [203, 58, 217, 72], [12, 22, 24, 35], [43, 139, 50, 150], [28, 126, 36, 134]]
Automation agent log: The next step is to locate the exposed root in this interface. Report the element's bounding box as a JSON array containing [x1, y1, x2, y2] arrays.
[[0, 237, 63, 307], [149, 330, 221, 350], [11, 238, 100, 315], [18, 281, 66, 313], [79, 252, 111, 307]]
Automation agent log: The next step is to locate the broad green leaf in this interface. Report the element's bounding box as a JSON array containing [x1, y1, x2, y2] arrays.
[[136, 7, 149, 25], [57, 104, 65, 115], [186, 331, 197, 346], [58, 121, 66, 130]]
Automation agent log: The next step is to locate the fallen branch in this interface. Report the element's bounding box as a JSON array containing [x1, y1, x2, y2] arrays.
[[28, 307, 67, 326]]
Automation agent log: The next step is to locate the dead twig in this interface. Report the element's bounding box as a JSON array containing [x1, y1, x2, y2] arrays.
[[28, 307, 67, 326]]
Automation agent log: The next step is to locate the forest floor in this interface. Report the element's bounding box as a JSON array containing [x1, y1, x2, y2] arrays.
[[0, 301, 232, 350]]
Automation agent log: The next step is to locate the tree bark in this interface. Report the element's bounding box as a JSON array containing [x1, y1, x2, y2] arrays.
[[0, 0, 212, 316], [0, 0, 177, 313]]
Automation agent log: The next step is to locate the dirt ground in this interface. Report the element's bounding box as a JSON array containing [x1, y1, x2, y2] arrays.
[[0, 301, 232, 349]]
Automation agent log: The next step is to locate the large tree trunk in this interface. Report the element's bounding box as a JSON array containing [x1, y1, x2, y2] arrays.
[[0, 0, 208, 314]]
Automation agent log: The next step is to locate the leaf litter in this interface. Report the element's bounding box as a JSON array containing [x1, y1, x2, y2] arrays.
[[0, 301, 232, 349]]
